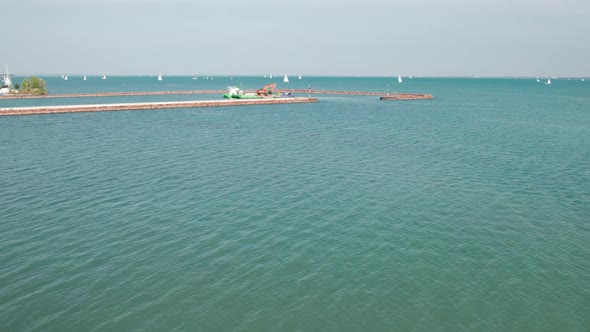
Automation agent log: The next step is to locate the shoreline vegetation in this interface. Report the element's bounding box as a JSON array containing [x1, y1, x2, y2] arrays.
[[1, 76, 48, 95], [21, 76, 48, 95]]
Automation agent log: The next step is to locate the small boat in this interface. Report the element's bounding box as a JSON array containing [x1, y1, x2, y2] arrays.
[[398, 75, 403, 83], [101, 75, 107, 80], [536, 77, 540, 82], [83, 75, 87, 81], [298, 75, 302, 80], [63, 75, 68, 81], [545, 78, 552, 85], [1, 79, 11, 94], [157, 74, 162, 81], [269, 74, 272, 79], [283, 74, 289, 83]]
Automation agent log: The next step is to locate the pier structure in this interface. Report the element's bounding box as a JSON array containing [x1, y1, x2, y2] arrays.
[[1, 89, 433, 100], [0, 97, 317, 117], [1, 88, 433, 116]]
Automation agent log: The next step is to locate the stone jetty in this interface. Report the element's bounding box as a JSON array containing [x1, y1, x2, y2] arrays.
[[0, 98, 317, 117]]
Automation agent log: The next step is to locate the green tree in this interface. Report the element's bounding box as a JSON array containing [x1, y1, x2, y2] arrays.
[[20, 76, 47, 95]]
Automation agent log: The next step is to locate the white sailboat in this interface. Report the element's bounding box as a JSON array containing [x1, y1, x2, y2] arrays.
[[83, 75, 87, 81], [1, 62, 13, 94], [64, 75, 68, 81], [545, 78, 552, 85], [101, 75, 107, 80], [536, 77, 540, 82], [283, 74, 289, 83], [157, 74, 163, 81], [398, 75, 403, 83], [298, 75, 302, 80], [1, 73, 9, 87]]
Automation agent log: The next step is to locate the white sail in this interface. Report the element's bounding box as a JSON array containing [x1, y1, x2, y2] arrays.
[[2, 62, 12, 89], [3, 75, 11, 88], [536, 77, 540, 82], [398, 75, 403, 83], [64, 75, 68, 81], [545, 78, 551, 85], [269, 74, 272, 79], [157, 74, 163, 81], [283, 74, 289, 83], [83, 75, 87, 81], [102, 75, 107, 80], [298, 75, 302, 80]]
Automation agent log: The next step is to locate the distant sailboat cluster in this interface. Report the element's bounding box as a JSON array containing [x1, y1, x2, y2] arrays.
[[263, 74, 303, 80], [60, 74, 104, 80]]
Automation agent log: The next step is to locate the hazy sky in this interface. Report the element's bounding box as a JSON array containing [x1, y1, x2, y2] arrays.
[[4, 0, 590, 76]]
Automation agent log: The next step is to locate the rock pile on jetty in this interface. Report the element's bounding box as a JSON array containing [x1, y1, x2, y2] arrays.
[[379, 93, 433, 100]]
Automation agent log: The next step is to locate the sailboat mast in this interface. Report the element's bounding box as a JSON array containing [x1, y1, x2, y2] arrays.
[[4, 61, 13, 88]]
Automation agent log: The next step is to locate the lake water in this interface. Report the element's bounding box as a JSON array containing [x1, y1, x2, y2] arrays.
[[1, 76, 589, 331]]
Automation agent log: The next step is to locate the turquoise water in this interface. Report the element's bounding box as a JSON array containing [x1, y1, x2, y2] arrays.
[[1, 77, 589, 331]]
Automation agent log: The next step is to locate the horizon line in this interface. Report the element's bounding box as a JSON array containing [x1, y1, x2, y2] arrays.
[[4, 74, 588, 79]]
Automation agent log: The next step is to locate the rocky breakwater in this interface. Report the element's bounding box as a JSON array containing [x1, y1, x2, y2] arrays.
[[379, 93, 433, 100], [0, 98, 318, 116]]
